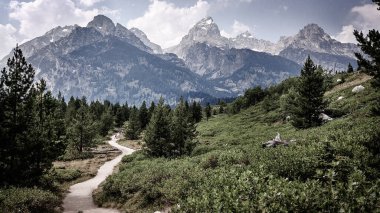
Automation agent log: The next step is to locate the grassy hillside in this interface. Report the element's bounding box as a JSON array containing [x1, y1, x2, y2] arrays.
[[94, 72, 380, 212]]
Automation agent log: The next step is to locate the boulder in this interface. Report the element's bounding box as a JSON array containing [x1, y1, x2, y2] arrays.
[[320, 113, 333, 121], [352, 85, 365, 93], [337, 96, 344, 101]]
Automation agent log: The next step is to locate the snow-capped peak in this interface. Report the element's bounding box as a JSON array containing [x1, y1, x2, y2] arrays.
[[196, 16, 214, 26], [238, 31, 254, 39], [187, 16, 222, 39]]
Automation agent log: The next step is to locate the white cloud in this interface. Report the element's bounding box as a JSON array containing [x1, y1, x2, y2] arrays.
[[79, 0, 105, 7], [216, 0, 253, 8], [335, 3, 380, 43], [9, 0, 114, 38], [127, 0, 210, 48], [0, 24, 18, 59], [0, 0, 118, 58], [221, 20, 251, 38], [334, 25, 356, 43]]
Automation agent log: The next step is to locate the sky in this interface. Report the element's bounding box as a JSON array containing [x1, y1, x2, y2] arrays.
[[0, 0, 379, 58]]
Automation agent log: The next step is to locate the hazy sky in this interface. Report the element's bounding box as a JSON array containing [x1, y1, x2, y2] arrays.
[[0, 0, 379, 58]]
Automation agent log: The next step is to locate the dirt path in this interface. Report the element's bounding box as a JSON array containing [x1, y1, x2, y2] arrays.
[[62, 133, 134, 213]]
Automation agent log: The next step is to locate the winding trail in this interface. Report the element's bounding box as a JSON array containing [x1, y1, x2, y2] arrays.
[[63, 134, 134, 213]]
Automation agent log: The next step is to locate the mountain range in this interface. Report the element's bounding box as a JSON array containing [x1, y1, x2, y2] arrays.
[[0, 15, 360, 105]]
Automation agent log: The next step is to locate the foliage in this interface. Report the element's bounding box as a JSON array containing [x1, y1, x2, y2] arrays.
[[190, 101, 203, 123], [66, 100, 98, 153], [354, 2, 380, 114], [139, 101, 149, 129], [125, 106, 141, 140], [0, 46, 65, 186], [144, 98, 172, 157], [347, 63, 354, 73], [170, 97, 197, 157], [205, 103, 212, 121], [96, 72, 380, 212], [353, 0, 380, 88], [0, 187, 60, 213], [50, 168, 82, 183], [289, 57, 326, 128], [99, 108, 114, 136]]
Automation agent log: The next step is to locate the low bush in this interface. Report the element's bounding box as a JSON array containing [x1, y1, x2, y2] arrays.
[[0, 187, 60, 213]]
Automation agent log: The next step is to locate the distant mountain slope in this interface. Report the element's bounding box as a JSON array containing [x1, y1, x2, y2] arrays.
[[278, 24, 359, 71], [167, 17, 301, 93], [130, 27, 163, 54], [168, 18, 359, 72], [1, 15, 230, 105]]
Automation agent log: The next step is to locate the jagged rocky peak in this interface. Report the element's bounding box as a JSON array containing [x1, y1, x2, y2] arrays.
[[237, 31, 254, 39], [189, 16, 221, 37], [130, 27, 163, 54], [130, 27, 148, 40], [87, 15, 115, 35], [297, 23, 330, 40]]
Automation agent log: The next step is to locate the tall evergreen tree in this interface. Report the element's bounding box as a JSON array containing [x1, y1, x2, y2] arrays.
[[148, 101, 156, 120], [347, 63, 354, 73], [99, 107, 114, 136], [290, 56, 326, 129], [115, 107, 125, 127], [170, 97, 197, 157], [66, 100, 97, 153], [189, 101, 203, 123], [122, 101, 130, 121], [205, 103, 212, 121], [125, 106, 140, 140], [144, 98, 171, 157], [139, 101, 149, 129], [353, 0, 380, 114], [0, 45, 62, 185]]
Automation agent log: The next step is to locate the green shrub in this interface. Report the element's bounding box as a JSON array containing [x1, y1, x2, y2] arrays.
[[51, 168, 82, 183], [0, 187, 60, 213]]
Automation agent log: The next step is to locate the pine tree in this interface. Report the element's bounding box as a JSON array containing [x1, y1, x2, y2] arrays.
[[244, 86, 265, 107], [148, 101, 156, 120], [354, 31, 380, 86], [0, 45, 62, 185], [125, 106, 140, 140], [122, 101, 130, 121], [99, 107, 114, 136], [31, 80, 66, 178], [290, 56, 326, 129], [113, 102, 124, 127], [170, 97, 197, 157], [144, 98, 171, 157], [189, 101, 203, 123], [115, 107, 125, 127], [347, 63, 354, 73], [67, 100, 97, 153], [205, 103, 212, 121], [353, 0, 380, 114], [139, 101, 149, 129]]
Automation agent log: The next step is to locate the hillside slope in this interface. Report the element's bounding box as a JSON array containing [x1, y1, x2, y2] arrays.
[[94, 72, 380, 212]]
